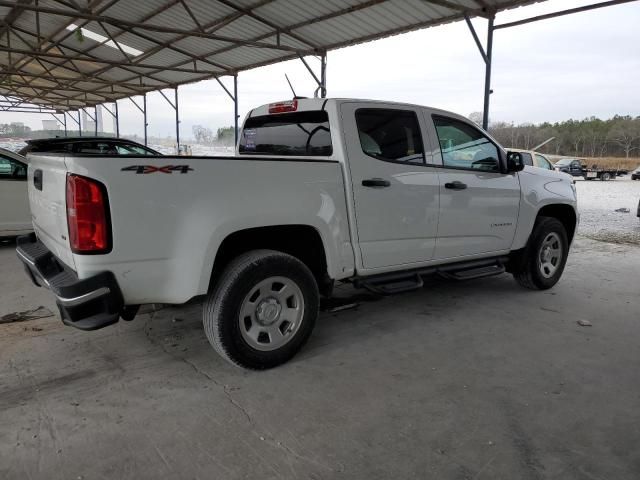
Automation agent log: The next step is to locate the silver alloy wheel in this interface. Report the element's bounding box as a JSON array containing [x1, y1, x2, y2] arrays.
[[538, 232, 563, 279], [238, 276, 305, 351]]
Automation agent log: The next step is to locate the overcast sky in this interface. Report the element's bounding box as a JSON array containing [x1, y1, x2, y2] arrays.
[[3, 0, 640, 138]]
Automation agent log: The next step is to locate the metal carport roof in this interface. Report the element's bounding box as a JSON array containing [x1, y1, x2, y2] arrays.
[[0, 0, 636, 142], [0, 0, 553, 112]]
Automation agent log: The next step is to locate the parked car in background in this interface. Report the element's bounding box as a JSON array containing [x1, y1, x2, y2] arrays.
[[554, 158, 620, 181], [553, 158, 584, 176], [0, 148, 31, 237], [18, 137, 162, 156], [632, 167, 640, 180], [507, 148, 554, 170]]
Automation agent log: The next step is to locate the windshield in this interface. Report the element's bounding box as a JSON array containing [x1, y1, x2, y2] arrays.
[[554, 159, 573, 166], [239, 111, 332, 156]]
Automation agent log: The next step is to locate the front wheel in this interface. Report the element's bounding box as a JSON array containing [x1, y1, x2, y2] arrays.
[[203, 250, 319, 369], [512, 217, 569, 290]]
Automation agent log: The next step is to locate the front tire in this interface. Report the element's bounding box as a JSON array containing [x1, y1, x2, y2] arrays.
[[512, 217, 569, 290], [203, 250, 319, 370]]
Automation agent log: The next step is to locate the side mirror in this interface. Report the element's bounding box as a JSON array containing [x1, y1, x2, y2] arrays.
[[506, 151, 525, 173]]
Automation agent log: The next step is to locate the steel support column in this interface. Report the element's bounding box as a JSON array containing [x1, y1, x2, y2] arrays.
[[215, 75, 239, 146], [129, 96, 147, 145], [234, 75, 238, 145], [102, 102, 119, 138], [175, 87, 180, 152], [94, 105, 98, 136], [50, 112, 66, 137], [464, 14, 494, 130], [320, 52, 327, 98], [143, 94, 148, 146], [115, 101, 119, 138], [81, 107, 97, 136], [67, 110, 81, 136], [159, 87, 180, 152], [482, 17, 494, 130], [298, 53, 327, 98]]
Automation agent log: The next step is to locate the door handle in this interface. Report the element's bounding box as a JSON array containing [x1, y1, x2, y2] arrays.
[[444, 181, 467, 190], [362, 178, 390, 188]]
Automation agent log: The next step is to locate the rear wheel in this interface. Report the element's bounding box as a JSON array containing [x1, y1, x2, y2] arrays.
[[601, 172, 611, 181], [512, 217, 569, 290], [203, 250, 319, 369]]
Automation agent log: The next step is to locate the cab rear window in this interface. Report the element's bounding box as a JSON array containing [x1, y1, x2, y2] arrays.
[[239, 111, 332, 156]]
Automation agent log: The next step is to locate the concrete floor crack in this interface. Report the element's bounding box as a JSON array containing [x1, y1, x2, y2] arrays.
[[142, 313, 253, 425]]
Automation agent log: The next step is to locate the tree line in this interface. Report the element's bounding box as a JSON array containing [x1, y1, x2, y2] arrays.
[[192, 125, 235, 146], [0, 123, 32, 136], [484, 115, 640, 158]]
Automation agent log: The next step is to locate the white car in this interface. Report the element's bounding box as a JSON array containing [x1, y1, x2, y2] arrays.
[[0, 147, 31, 237], [507, 148, 554, 170], [17, 98, 578, 369]]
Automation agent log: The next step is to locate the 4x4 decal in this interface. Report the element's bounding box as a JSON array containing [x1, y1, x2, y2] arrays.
[[121, 165, 193, 174]]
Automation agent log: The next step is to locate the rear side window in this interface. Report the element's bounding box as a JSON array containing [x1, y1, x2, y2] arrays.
[[75, 142, 117, 154], [23, 142, 73, 154], [355, 109, 424, 164], [239, 111, 332, 156], [116, 144, 154, 155]]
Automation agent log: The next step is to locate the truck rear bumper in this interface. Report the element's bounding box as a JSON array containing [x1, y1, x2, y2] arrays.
[[16, 233, 124, 330]]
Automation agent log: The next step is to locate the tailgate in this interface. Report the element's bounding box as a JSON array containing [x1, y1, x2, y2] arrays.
[[27, 154, 75, 269]]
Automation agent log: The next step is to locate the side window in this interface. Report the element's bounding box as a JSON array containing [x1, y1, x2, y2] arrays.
[[30, 142, 73, 154], [75, 142, 117, 154], [433, 116, 500, 172], [355, 109, 424, 165], [521, 152, 534, 166], [116, 144, 150, 155], [0, 156, 27, 180], [535, 154, 552, 170]]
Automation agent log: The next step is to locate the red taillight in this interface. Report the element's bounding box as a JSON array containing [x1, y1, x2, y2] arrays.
[[268, 99, 298, 114], [66, 174, 111, 254]]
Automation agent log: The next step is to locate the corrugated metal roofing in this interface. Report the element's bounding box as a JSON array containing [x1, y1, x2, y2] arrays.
[[0, 0, 549, 112]]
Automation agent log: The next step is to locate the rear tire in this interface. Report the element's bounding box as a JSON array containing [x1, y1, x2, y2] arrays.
[[203, 250, 319, 370], [601, 172, 611, 181], [512, 217, 569, 290]]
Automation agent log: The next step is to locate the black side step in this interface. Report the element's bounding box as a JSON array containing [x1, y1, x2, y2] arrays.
[[353, 257, 509, 296], [439, 264, 505, 281], [359, 274, 424, 295]]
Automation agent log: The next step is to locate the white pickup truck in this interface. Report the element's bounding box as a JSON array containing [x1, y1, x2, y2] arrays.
[[17, 98, 578, 369]]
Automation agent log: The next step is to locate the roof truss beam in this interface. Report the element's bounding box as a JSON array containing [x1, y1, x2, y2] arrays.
[[0, 1, 317, 54]]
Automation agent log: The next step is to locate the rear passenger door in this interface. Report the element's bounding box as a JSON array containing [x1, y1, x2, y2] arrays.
[[341, 102, 440, 271], [428, 115, 520, 259]]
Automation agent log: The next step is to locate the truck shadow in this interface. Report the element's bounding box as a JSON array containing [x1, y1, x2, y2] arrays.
[[0, 237, 17, 249], [134, 272, 529, 372]]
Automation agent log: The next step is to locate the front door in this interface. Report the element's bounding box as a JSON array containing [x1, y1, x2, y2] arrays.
[[429, 115, 521, 260], [341, 103, 440, 270]]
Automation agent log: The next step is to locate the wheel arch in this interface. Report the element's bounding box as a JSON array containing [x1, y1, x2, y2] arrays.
[[207, 224, 332, 296], [536, 204, 578, 244]]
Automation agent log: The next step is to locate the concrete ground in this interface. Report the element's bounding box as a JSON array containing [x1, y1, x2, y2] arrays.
[[1, 236, 639, 480]]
